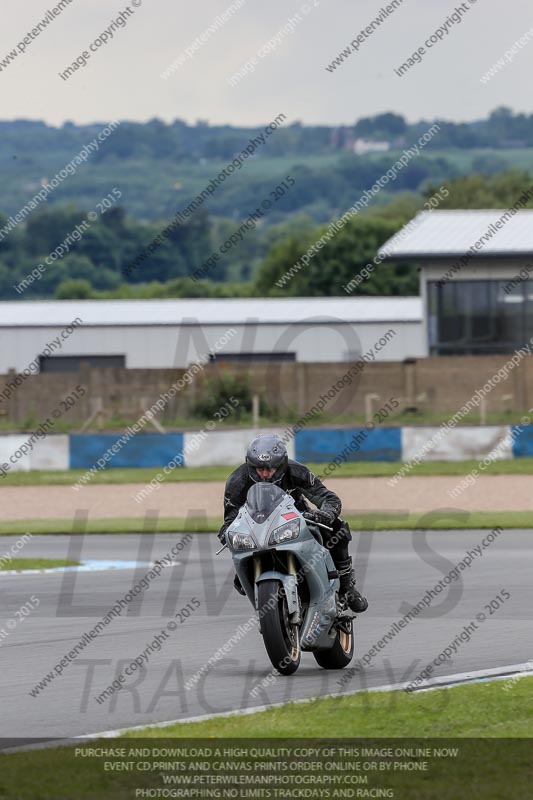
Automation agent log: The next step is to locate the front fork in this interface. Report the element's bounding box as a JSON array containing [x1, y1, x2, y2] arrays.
[[253, 553, 301, 625], [287, 553, 301, 625]]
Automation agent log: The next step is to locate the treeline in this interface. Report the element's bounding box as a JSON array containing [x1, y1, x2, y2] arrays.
[[2, 107, 532, 164], [2, 170, 531, 300], [2, 109, 533, 227]]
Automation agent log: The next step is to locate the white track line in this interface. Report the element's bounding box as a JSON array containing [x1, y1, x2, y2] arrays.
[[4, 661, 531, 754], [0, 560, 178, 575], [79, 660, 533, 740], [405, 663, 533, 692]]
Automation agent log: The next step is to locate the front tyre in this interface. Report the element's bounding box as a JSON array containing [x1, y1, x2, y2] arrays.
[[313, 621, 354, 669], [257, 580, 300, 676]]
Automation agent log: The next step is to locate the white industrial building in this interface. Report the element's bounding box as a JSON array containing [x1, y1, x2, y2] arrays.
[[3, 208, 531, 373], [379, 209, 533, 356], [0, 297, 424, 373]]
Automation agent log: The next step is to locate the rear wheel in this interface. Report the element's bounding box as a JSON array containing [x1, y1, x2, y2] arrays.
[[313, 620, 354, 669], [257, 580, 301, 675]]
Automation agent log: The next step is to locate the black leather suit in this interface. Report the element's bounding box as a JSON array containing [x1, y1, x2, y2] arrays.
[[220, 459, 352, 562]]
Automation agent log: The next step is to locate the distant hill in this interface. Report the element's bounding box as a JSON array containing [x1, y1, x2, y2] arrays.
[[1, 108, 533, 224], [1, 108, 533, 301]]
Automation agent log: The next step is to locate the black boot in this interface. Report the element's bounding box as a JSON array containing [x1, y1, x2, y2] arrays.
[[337, 557, 368, 613], [233, 574, 246, 596]]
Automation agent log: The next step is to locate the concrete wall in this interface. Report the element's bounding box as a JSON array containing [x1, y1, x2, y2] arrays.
[[1, 353, 533, 425]]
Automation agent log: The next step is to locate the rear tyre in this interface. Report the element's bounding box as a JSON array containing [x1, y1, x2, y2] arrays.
[[313, 621, 354, 669], [257, 580, 301, 676]]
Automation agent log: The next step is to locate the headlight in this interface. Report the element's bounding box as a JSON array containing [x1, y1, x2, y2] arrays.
[[269, 519, 300, 545], [228, 532, 257, 551]]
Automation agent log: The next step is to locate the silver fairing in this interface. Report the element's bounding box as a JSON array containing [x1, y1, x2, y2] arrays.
[[227, 486, 339, 650]]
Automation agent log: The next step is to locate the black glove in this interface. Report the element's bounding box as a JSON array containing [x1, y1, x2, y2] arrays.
[[303, 509, 335, 527], [217, 527, 227, 546]]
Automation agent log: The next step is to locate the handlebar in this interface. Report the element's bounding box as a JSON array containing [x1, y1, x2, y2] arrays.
[[215, 543, 228, 555], [308, 520, 333, 532]]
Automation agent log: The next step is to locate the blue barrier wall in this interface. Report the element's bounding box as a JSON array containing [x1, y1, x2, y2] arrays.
[[21, 424, 533, 471], [295, 427, 402, 463], [69, 433, 184, 469], [511, 425, 533, 458]]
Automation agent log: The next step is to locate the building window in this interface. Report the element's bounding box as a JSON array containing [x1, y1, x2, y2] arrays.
[[208, 352, 296, 362], [428, 279, 529, 355], [39, 355, 126, 373]]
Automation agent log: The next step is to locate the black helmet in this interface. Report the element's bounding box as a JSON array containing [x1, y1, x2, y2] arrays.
[[246, 434, 288, 484]]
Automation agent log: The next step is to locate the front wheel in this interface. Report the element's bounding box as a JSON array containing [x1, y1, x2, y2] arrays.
[[313, 620, 354, 669], [257, 580, 300, 676]]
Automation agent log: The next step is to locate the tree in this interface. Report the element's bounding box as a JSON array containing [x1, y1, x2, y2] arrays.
[[77, 225, 122, 269], [101, 206, 127, 235], [25, 207, 86, 256], [254, 216, 418, 296], [426, 170, 533, 209], [55, 278, 93, 299], [354, 113, 407, 138]]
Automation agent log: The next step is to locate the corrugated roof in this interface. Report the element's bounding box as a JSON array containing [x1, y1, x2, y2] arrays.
[[0, 297, 422, 326], [379, 210, 533, 259]]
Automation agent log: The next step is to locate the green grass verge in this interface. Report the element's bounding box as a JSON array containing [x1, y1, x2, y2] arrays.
[[323, 456, 533, 477], [1, 510, 533, 535], [0, 679, 531, 800], [347, 510, 533, 530], [0, 517, 222, 535], [5, 458, 533, 487], [125, 675, 533, 738], [0, 558, 81, 571], [0, 407, 528, 435], [0, 465, 236, 486]]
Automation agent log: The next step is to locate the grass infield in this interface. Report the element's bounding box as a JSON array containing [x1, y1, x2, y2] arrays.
[[3, 457, 533, 486], [124, 674, 533, 739], [0, 558, 80, 571], [0, 679, 531, 799], [0, 511, 533, 535]]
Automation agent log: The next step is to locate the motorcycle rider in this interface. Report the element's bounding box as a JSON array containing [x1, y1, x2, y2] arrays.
[[218, 433, 368, 613]]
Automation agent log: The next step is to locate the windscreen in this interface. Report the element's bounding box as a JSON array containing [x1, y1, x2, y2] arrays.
[[245, 482, 286, 523]]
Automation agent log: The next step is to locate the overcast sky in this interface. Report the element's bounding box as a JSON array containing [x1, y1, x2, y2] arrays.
[[1, 0, 532, 127]]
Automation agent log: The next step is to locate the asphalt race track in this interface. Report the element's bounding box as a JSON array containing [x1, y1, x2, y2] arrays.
[[0, 529, 530, 743]]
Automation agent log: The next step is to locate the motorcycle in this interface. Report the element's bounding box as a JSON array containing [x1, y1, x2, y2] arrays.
[[219, 482, 356, 675]]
